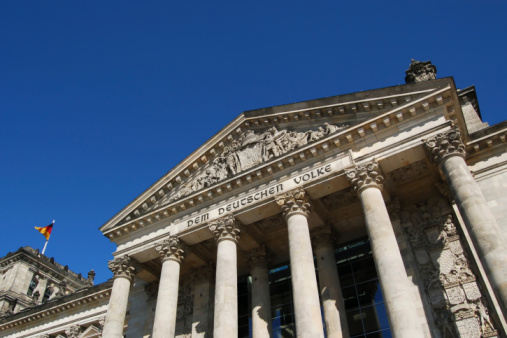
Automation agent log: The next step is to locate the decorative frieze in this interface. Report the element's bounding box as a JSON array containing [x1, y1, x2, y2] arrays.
[[107, 256, 138, 281], [208, 214, 241, 243], [345, 161, 384, 194], [155, 236, 185, 263], [402, 200, 498, 337], [423, 128, 466, 165], [310, 225, 334, 251], [275, 188, 311, 219]]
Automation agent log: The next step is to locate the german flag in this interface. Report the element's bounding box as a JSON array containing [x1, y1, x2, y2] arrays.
[[35, 221, 54, 241]]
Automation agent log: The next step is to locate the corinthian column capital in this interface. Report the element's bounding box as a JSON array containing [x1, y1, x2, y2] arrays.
[[311, 225, 334, 251], [345, 161, 384, 194], [423, 128, 466, 165], [209, 214, 241, 243], [275, 188, 311, 219], [248, 246, 271, 270], [108, 255, 138, 281], [155, 235, 185, 263]]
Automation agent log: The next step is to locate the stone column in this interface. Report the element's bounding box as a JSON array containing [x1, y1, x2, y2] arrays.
[[102, 255, 138, 338], [346, 162, 423, 338], [152, 236, 185, 338], [249, 246, 272, 338], [424, 128, 507, 312], [191, 265, 213, 338], [311, 225, 349, 338], [209, 215, 241, 338], [275, 188, 325, 338]]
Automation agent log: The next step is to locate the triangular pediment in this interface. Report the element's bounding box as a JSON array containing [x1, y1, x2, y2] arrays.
[[100, 78, 456, 235]]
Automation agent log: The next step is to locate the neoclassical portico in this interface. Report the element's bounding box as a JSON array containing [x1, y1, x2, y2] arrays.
[[98, 71, 507, 338]]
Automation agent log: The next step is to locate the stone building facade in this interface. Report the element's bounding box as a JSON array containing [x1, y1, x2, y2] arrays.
[[1, 61, 507, 337]]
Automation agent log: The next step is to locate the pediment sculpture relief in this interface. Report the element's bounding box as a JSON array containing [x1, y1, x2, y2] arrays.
[[158, 123, 349, 206]]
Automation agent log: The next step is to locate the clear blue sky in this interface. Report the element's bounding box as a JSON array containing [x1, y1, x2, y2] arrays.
[[1, 2, 506, 284]]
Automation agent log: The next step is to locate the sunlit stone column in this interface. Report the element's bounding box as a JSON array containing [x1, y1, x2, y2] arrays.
[[424, 128, 507, 312], [249, 246, 272, 338], [346, 162, 423, 338], [209, 215, 241, 338], [311, 225, 349, 338], [152, 236, 185, 338], [275, 188, 325, 338], [102, 255, 138, 338], [191, 265, 213, 338]]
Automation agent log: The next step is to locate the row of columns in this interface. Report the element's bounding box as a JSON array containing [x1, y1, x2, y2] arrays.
[[101, 127, 507, 337]]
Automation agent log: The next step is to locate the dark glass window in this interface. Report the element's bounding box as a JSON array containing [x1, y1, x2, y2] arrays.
[[237, 238, 391, 337]]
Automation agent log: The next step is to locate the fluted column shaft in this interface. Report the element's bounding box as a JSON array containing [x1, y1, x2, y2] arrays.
[[312, 226, 349, 338], [346, 162, 423, 338], [249, 247, 272, 338], [276, 188, 325, 338], [425, 128, 507, 312], [152, 236, 185, 338], [102, 256, 138, 338], [209, 215, 241, 338]]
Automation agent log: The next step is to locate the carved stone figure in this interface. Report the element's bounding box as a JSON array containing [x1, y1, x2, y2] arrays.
[[405, 59, 437, 84], [159, 123, 348, 206]]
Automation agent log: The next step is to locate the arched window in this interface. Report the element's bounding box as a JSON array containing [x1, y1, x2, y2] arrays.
[[42, 286, 53, 303], [27, 275, 39, 296]]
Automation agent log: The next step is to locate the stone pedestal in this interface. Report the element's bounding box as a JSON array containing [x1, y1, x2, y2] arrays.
[[425, 128, 507, 313], [209, 215, 241, 338], [152, 236, 185, 338], [102, 256, 138, 338], [276, 188, 325, 338], [311, 226, 349, 338], [346, 162, 423, 338], [249, 247, 272, 338]]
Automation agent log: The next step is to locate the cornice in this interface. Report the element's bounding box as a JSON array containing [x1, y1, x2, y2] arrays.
[[103, 86, 453, 242], [0, 282, 112, 332], [466, 127, 507, 156]]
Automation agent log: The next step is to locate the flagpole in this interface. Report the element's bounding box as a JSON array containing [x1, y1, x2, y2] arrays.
[[41, 240, 49, 255]]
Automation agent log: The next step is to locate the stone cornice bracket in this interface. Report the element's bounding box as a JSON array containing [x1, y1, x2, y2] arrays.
[[248, 246, 271, 270], [154, 236, 185, 263], [275, 188, 311, 220], [345, 161, 384, 195], [208, 214, 241, 244], [108, 255, 139, 281], [423, 128, 466, 165], [311, 224, 335, 251]]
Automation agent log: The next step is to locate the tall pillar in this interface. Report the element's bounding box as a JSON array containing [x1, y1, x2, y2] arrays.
[[102, 255, 138, 338], [346, 162, 423, 338], [424, 128, 507, 312], [209, 215, 241, 338], [191, 266, 213, 338], [249, 246, 272, 338], [152, 236, 185, 338], [275, 188, 325, 338], [311, 225, 349, 338]]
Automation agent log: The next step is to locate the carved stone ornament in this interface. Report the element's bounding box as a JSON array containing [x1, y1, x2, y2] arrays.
[[345, 161, 384, 194], [65, 325, 82, 338], [108, 255, 138, 281], [275, 188, 311, 219], [151, 123, 349, 208], [423, 128, 466, 165], [208, 214, 241, 243], [311, 225, 334, 251], [248, 246, 271, 270], [155, 235, 185, 263], [405, 59, 437, 84]]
